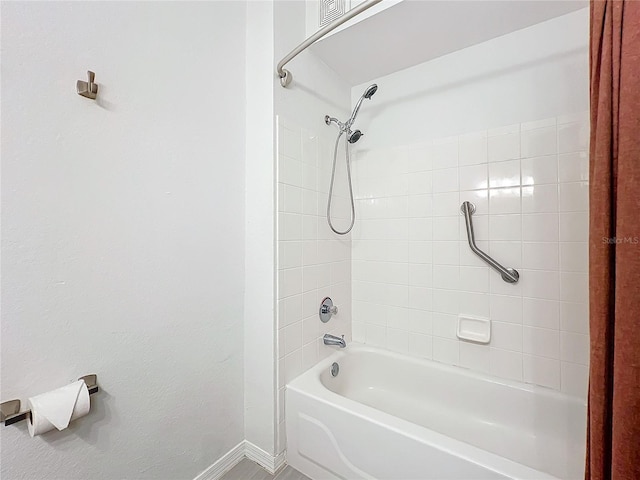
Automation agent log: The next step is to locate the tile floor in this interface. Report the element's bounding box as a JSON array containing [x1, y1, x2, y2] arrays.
[[220, 459, 310, 480]]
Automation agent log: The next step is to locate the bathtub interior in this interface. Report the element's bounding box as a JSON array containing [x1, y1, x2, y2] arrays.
[[317, 347, 586, 479]]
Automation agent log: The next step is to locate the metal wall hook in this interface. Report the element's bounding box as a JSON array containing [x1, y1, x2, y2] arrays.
[[77, 70, 98, 99], [1, 374, 99, 427]]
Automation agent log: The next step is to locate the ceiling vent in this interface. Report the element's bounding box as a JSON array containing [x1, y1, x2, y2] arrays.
[[319, 0, 346, 28]]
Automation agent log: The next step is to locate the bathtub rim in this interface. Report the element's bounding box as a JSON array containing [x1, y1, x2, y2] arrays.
[[292, 342, 587, 404]]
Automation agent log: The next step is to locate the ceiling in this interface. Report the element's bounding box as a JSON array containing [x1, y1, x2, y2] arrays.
[[309, 0, 588, 86]]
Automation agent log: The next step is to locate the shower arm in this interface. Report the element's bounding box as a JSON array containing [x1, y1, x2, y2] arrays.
[[276, 0, 383, 87]]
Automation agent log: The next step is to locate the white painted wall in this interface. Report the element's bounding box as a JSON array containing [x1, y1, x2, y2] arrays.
[[244, 0, 277, 458], [274, 0, 351, 456], [351, 9, 590, 149], [349, 10, 590, 396], [1, 2, 247, 479]]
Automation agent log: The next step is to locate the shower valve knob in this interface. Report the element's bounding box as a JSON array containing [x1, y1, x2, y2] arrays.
[[319, 297, 337, 322], [322, 305, 338, 315]]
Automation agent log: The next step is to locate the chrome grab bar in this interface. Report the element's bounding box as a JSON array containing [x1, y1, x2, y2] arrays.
[[276, 0, 383, 87], [460, 202, 519, 284]]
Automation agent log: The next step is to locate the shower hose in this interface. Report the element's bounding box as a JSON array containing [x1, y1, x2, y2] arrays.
[[327, 130, 356, 235]]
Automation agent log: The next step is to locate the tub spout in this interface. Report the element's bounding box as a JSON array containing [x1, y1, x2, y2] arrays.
[[323, 334, 346, 348]]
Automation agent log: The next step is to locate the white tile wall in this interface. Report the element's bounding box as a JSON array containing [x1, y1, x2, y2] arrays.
[[351, 113, 589, 397], [276, 117, 352, 449]]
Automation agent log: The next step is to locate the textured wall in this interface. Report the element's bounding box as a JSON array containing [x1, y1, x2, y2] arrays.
[[1, 2, 247, 479]]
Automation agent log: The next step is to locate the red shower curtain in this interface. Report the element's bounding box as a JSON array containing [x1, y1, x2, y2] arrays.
[[587, 1, 640, 478]]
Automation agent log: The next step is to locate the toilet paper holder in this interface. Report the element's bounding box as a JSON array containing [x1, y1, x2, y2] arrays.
[[0, 374, 98, 426]]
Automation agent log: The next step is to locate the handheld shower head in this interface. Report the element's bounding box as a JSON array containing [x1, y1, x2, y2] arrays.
[[363, 84, 378, 99], [348, 84, 378, 126], [324, 85, 378, 236]]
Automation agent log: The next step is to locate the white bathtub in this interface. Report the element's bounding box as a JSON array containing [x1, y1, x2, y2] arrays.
[[286, 344, 586, 480]]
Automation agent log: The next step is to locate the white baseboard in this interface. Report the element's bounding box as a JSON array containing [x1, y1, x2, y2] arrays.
[[193, 441, 245, 480], [274, 451, 287, 474], [245, 441, 286, 474], [194, 441, 286, 480]]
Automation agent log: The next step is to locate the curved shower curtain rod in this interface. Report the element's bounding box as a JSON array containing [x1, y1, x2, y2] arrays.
[[276, 0, 383, 87]]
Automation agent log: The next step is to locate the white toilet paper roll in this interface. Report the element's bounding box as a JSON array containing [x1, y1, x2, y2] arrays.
[[27, 380, 90, 437]]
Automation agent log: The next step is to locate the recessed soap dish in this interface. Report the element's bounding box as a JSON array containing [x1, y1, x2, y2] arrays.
[[456, 315, 491, 344]]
